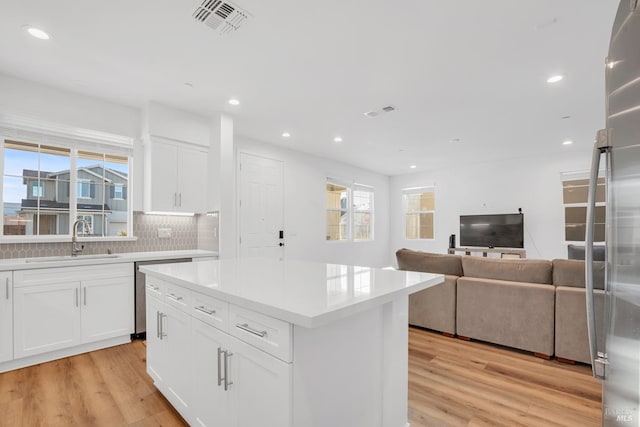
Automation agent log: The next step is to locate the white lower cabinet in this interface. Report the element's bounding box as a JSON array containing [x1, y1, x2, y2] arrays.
[[192, 318, 232, 427], [0, 272, 14, 363], [146, 291, 193, 415], [82, 276, 135, 343], [14, 281, 82, 358], [13, 263, 134, 360], [228, 332, 292, 427], [147, 283, 292, 427]]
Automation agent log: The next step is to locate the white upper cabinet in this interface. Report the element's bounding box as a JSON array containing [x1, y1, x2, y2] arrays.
[[0, 272, 13, 363], [144, 137, 207, 214]]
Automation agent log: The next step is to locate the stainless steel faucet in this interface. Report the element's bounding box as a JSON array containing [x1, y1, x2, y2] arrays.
[[71, 219, 90, 256]]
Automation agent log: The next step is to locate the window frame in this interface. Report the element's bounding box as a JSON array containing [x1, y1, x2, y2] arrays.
[[0, 128, 134, 242], [402, 187, 435, 241], [326, 179, 375, 243]]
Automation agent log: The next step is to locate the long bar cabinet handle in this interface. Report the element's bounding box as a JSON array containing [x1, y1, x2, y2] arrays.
[[236, 323, 267, 338]]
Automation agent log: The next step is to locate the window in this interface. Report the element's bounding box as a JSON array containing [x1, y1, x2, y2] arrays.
[[403, 188, 435, 239], [562, 175, 606, 242], [77, 179, 92, 198], [114, 184, 124, 200], [2, 138, 131, 238], [31, 182, 44, 198], [326, 180, 374, 241]]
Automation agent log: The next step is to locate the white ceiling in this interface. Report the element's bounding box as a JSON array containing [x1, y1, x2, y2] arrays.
[[0, 0, 620, 175]]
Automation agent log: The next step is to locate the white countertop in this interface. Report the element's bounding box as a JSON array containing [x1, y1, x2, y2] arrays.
[[0, 249, 218, 271], [140, 257, 443, 328]]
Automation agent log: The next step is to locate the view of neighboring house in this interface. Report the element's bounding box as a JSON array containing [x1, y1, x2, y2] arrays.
[[17, 165, 128, 236]]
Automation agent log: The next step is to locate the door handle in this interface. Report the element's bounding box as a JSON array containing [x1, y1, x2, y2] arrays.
[[279, 243, 284, 247], [83, 286, 87, 306], [179, 193, 182, 207], [585, 130, 611, 380], [223, 350, 233, 391], [157, 311, 161, 339], [217, 347, 223, 386], [75, 288, 79, 307], [5, 277, 8, 300], [159, 313, 167, 340]]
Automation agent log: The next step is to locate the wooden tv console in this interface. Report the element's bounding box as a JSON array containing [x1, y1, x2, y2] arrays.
[[447, 247, 526, 259]]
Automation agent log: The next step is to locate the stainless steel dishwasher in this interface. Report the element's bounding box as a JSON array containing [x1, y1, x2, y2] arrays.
[[133, 258, 192, 339]]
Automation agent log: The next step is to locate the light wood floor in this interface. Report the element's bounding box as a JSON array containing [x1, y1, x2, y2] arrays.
[[408, 327, 602, 427], [0, 328, 601, 427]]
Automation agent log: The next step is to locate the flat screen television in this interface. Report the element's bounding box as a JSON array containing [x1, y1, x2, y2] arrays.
[[459, 213, 524, 248]]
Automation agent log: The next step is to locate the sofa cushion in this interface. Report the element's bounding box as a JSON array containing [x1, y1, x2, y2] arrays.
[[552, 259, 605, 290], [461, 257, 553, 284], [409, 275, 457, 334], [396, 249, 463, 276]]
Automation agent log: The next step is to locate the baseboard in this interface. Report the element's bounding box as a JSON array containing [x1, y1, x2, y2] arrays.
[[0, 335, 131, 373]]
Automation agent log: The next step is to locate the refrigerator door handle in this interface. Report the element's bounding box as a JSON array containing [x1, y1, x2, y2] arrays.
[[585, 129, 610, 380]]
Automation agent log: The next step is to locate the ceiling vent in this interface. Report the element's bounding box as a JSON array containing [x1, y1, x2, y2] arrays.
[[193, 0, 251, 35], [363, 105, 396, 118]]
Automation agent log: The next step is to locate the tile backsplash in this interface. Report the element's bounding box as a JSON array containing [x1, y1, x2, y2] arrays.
[[0, 212, 219, 259]]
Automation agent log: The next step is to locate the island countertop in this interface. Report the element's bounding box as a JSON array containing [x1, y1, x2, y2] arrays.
[[140, 257, 443, 328]]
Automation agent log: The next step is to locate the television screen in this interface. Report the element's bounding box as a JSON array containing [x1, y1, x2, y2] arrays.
[[459, 213, 524, 248]]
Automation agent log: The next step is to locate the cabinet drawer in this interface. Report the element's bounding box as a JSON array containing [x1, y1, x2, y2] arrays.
[[191, 291, 228, 331], [165, 283, 191, 312], [145, 276, 166, 297], [229, 305, 292, 362]]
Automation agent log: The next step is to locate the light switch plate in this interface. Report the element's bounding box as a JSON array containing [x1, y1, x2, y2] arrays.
[[158, 228, 172, 239]]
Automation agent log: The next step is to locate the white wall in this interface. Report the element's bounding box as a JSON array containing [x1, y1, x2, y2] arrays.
[[235, 136, 392, 267], [389, 149, 595, 264], [0, 73, 140, 137]]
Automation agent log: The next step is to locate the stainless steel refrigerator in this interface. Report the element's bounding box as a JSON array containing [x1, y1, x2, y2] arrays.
[[586, 1, 640, 425]]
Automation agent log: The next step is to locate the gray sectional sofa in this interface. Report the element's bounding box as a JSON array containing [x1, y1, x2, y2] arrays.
[[396, 248, 605, 363]]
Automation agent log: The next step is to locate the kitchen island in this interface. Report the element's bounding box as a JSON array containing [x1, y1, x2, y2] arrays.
[[140, 257, 443, 427]]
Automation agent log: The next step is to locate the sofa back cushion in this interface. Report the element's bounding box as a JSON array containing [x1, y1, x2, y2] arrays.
[[395, 249, 463, 276], [461, 257, 553, 284], [552, 259, 605, 290]]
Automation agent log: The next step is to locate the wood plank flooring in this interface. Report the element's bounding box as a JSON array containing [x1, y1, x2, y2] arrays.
[[408, 327, 602, 427], [0, 328, 601, 426]]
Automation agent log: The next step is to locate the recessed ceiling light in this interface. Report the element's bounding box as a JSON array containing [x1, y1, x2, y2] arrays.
[[409, 165, 417, 169], [547, 75, 564, 83], [562, 140, 574, 145], [228, 98, 240, 106], [333, 136, 343, 143], [26, 26, 50, 40], [282, 132, 291, 138]]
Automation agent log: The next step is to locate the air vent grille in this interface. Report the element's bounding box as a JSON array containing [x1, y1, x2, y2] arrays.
[[363, 105, 397, 118], [193, 0, 251, 35]]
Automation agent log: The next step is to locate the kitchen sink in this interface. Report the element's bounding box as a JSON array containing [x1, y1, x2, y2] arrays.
[[25, 254, 121, 263]]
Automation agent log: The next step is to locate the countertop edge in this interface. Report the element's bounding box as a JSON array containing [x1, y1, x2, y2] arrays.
[[0, 250, 218, 271], [141, 266, 444, 328]]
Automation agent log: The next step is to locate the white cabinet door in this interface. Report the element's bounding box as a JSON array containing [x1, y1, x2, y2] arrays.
[[148, 139, 178, 212], [177, 145, 207, 214], [81, 276, 134, 343], [192, 318, 232, 427], [228, 335, 292, 427], [0, 272, 12, 363], [146, 293, 167, 386], [146, 138, 208, 214], [13, 282, 82, 358], [163, 303, 193, 416]]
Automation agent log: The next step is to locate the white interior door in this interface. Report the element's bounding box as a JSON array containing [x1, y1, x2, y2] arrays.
[[239, 153, 284, 259]]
